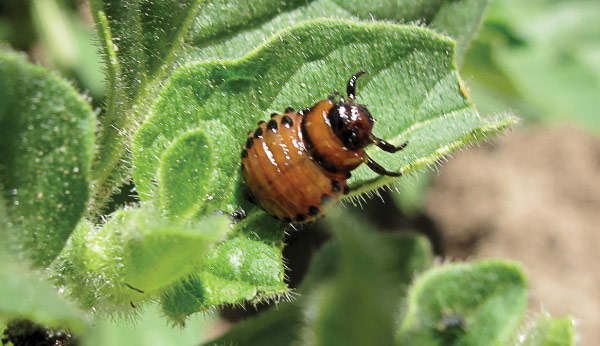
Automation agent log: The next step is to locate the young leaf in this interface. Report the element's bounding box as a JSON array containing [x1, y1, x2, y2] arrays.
[[160, 234, 287, 325], [520, 313, 575, 346], [151, 210, 287, 324], [397, 259, 528, 346], [133, 20, 515, 319], [51, 209, 230, 311], [0, 49, 95, 266], [133, 19, 517, 224], [159, 129, 213, 218]]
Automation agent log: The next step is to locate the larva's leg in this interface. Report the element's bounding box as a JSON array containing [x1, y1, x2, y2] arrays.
[[365, 155, 403, 177], [372, 135, 408, 153]]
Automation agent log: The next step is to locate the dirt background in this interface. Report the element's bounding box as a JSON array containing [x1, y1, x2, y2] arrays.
[[425, 125, 600, 345]]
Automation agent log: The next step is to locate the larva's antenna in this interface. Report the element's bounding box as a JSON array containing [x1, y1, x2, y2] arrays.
[[347, 70, 366, 100]]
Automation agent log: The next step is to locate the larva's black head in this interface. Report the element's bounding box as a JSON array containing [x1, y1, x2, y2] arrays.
[[328, 71, 375, 151]]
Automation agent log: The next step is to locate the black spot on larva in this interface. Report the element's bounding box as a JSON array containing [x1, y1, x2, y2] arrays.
[[344, 186, 350, 195], [346, 172, 352, 179], [295, 213, 307, 222], [241, 150, 248, 159], [282, 115, 293, 127], [254, 127, 264, 138], [241, 162, 245, 170], [257, 120, 265, 126], [284, 217, 292, 223], [331, 180, 341, 193], [270, 113, 278, 118], [319, 158, 339, 173], [321, 193, 332, 204], [285, 106, 294, 113], [246, 137, 254, 149], [267, 119, 278, 131], [308, 206, 320, 216]]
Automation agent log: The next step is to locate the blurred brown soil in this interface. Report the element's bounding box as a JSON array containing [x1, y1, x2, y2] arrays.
[[426, 125, 600, 345]]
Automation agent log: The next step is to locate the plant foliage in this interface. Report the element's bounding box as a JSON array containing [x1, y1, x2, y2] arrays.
[[0, 0, 575, 345]]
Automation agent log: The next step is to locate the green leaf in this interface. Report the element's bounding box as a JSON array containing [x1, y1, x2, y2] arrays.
[[158, 211, 288, 324], [0, 49, 95, 266], [397, 259, 528, 346], [51, 209, 230, 311], [90, 0, 491, 211], [160, 234, 287, 325], [134, 20, 515, 220], [183, 0, 477, 62], [521, 313, 576, 346], [159, 129, 213, 218], [201, 241, 342, 346]]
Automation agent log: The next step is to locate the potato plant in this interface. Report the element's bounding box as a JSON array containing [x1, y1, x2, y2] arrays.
[[0, 0, 574, 345]]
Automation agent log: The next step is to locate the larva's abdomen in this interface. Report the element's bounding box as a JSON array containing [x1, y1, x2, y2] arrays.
[[241, 111, 346, 223]]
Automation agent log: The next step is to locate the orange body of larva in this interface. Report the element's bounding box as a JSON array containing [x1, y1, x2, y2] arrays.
[[241, 72, 408, 223], [241, 105, 350, 223]]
